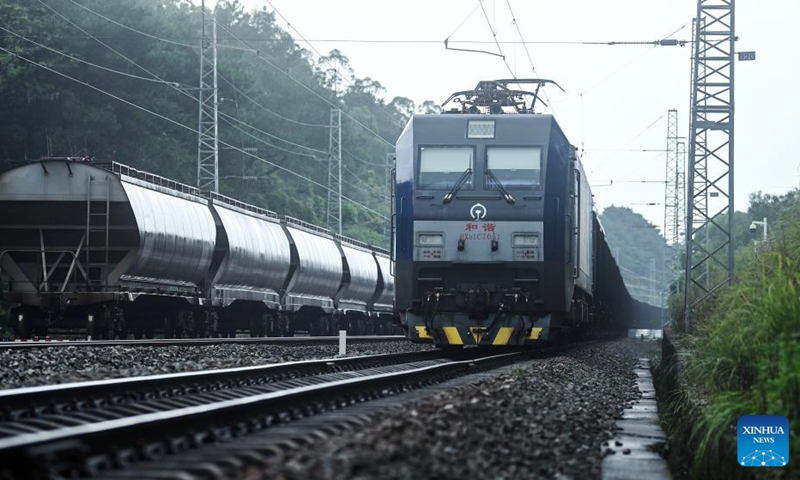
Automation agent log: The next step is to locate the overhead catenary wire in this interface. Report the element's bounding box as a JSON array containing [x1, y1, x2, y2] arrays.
[[30, 1, 390, 222], [219, 111, 328, 155], [477, 0, 516, 79], [0, 46, 389, 221], [10, 10, 330, 165], [56, 0, 328, 130], [342, 147, 388, 168], [217, 72, 330, 128], [59, 0, 340, 152], [36, 0, 194, 94], [0, 25, 190, 87], [263, 0, 404, 128], [64, 0, 196, 49], [503, 0, 555, 113], [212, 20, 395, 148], [218, 114, 322, 159], [39, 1, 344, 165], [343, 164, 388, 198]]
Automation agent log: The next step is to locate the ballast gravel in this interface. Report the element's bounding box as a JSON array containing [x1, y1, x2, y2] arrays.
[[254, 340, 644, 480], [0, 341, 435, 389]]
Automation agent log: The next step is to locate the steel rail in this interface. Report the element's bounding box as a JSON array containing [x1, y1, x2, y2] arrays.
[[0, 349, 447, 422], [0, 350, 530, 478], [0, 335, 405, 349]]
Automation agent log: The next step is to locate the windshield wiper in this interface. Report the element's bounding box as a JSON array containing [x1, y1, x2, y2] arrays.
[[442, 168, 473, 204], [486, 169, 515, 204]]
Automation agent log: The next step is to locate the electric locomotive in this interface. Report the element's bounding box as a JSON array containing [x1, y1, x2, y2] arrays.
[[393, 79, 599, 346]]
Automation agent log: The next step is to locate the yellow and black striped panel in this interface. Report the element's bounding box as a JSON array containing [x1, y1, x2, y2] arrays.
[[413, 325, 545, 345]]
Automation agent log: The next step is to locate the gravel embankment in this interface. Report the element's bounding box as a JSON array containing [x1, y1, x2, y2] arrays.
[[0, 341, 435, 389], [252, 340, 644, 480]]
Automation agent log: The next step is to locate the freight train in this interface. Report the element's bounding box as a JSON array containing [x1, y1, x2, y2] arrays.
[[393, 79, 658, 346], [0, 159, 394, 338]]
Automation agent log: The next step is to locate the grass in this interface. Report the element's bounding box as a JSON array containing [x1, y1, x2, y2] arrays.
[[677, 199, 800, 478]]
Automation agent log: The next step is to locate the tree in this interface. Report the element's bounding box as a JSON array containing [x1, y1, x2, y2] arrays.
[[599, 206, 668, 304], [0, 0, 404, 245]]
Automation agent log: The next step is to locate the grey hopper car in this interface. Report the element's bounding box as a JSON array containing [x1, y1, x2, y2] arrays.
[[0, 159, 394, 338]]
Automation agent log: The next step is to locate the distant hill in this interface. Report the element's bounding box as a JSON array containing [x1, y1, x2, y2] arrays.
[[599, 206, 669, 305]]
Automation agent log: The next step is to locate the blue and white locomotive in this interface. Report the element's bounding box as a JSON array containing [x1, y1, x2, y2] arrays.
[[393, 79, 646, 346]]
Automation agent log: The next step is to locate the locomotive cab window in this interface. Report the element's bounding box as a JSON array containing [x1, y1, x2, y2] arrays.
[[418, 146, 474, 190], [485, 147, 542, 189]]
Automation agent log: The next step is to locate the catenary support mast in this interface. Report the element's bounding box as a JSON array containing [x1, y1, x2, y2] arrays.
[[683, 0, 735, 329], [197, 1, 219, 192], [327, 109, 342, 234]]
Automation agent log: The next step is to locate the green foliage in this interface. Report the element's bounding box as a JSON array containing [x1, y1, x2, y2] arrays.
[[0, 0, 427, 247], [682, 191, 800, 477], [599, 206, 668, 304]]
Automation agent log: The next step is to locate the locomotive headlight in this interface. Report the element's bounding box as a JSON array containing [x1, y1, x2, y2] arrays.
[[417, 232, 445, 247], [513, 233, 539, 247]]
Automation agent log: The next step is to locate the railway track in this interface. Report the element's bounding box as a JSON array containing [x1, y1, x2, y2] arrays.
[[0, 347, 535, 479], [0, 334, 404, 349]]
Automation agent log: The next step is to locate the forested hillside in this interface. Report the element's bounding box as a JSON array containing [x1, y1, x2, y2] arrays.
[[599, 206, 669, 305], [0, 0, 426, 247]]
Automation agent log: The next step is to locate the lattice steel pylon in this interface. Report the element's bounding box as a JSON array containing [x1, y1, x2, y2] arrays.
[[662, 110, 684, 328], [683, 0, 735, 328], [196, 2, 219, 192], [327, 109, 342, 234], [664, 109, 682, 246]]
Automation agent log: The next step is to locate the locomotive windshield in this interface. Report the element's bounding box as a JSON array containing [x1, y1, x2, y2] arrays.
[[418, 146, 474, 190], [485, 147, 542, 189]]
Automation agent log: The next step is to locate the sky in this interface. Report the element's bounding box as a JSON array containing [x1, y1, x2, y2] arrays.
[[241, 0, 800, 232]]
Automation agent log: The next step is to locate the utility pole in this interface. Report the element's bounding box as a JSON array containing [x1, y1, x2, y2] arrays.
[[327, 109, 342, 234], [663, 109, 682, 246], [197, 0, 219, 192], [683, 0, 736, 330], [662, 110, 685, 328]]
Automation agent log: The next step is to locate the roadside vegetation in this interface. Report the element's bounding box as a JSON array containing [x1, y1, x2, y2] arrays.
[[664, 190, 800, 478]]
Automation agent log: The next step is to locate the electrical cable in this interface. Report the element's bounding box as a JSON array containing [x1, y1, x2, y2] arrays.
[[37, 0, 189, 93], [56, 0, 345, 132], [477, 0, 516, 79], [212, 20, 395, 148], [218, 115, 321, 159], [343, 164, 388, 199], [264, 0, 404, 127], [0, 45, 388, 221], [217, 71, 330, 128], [342, 147, 389, 167], [6, 20, 333, 170], [33, 2, 346, 182], [65, 0, 196, 48], [0, 25, 190, 87], [504, 0, 555, 113], [219, 111, 328, 155]]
